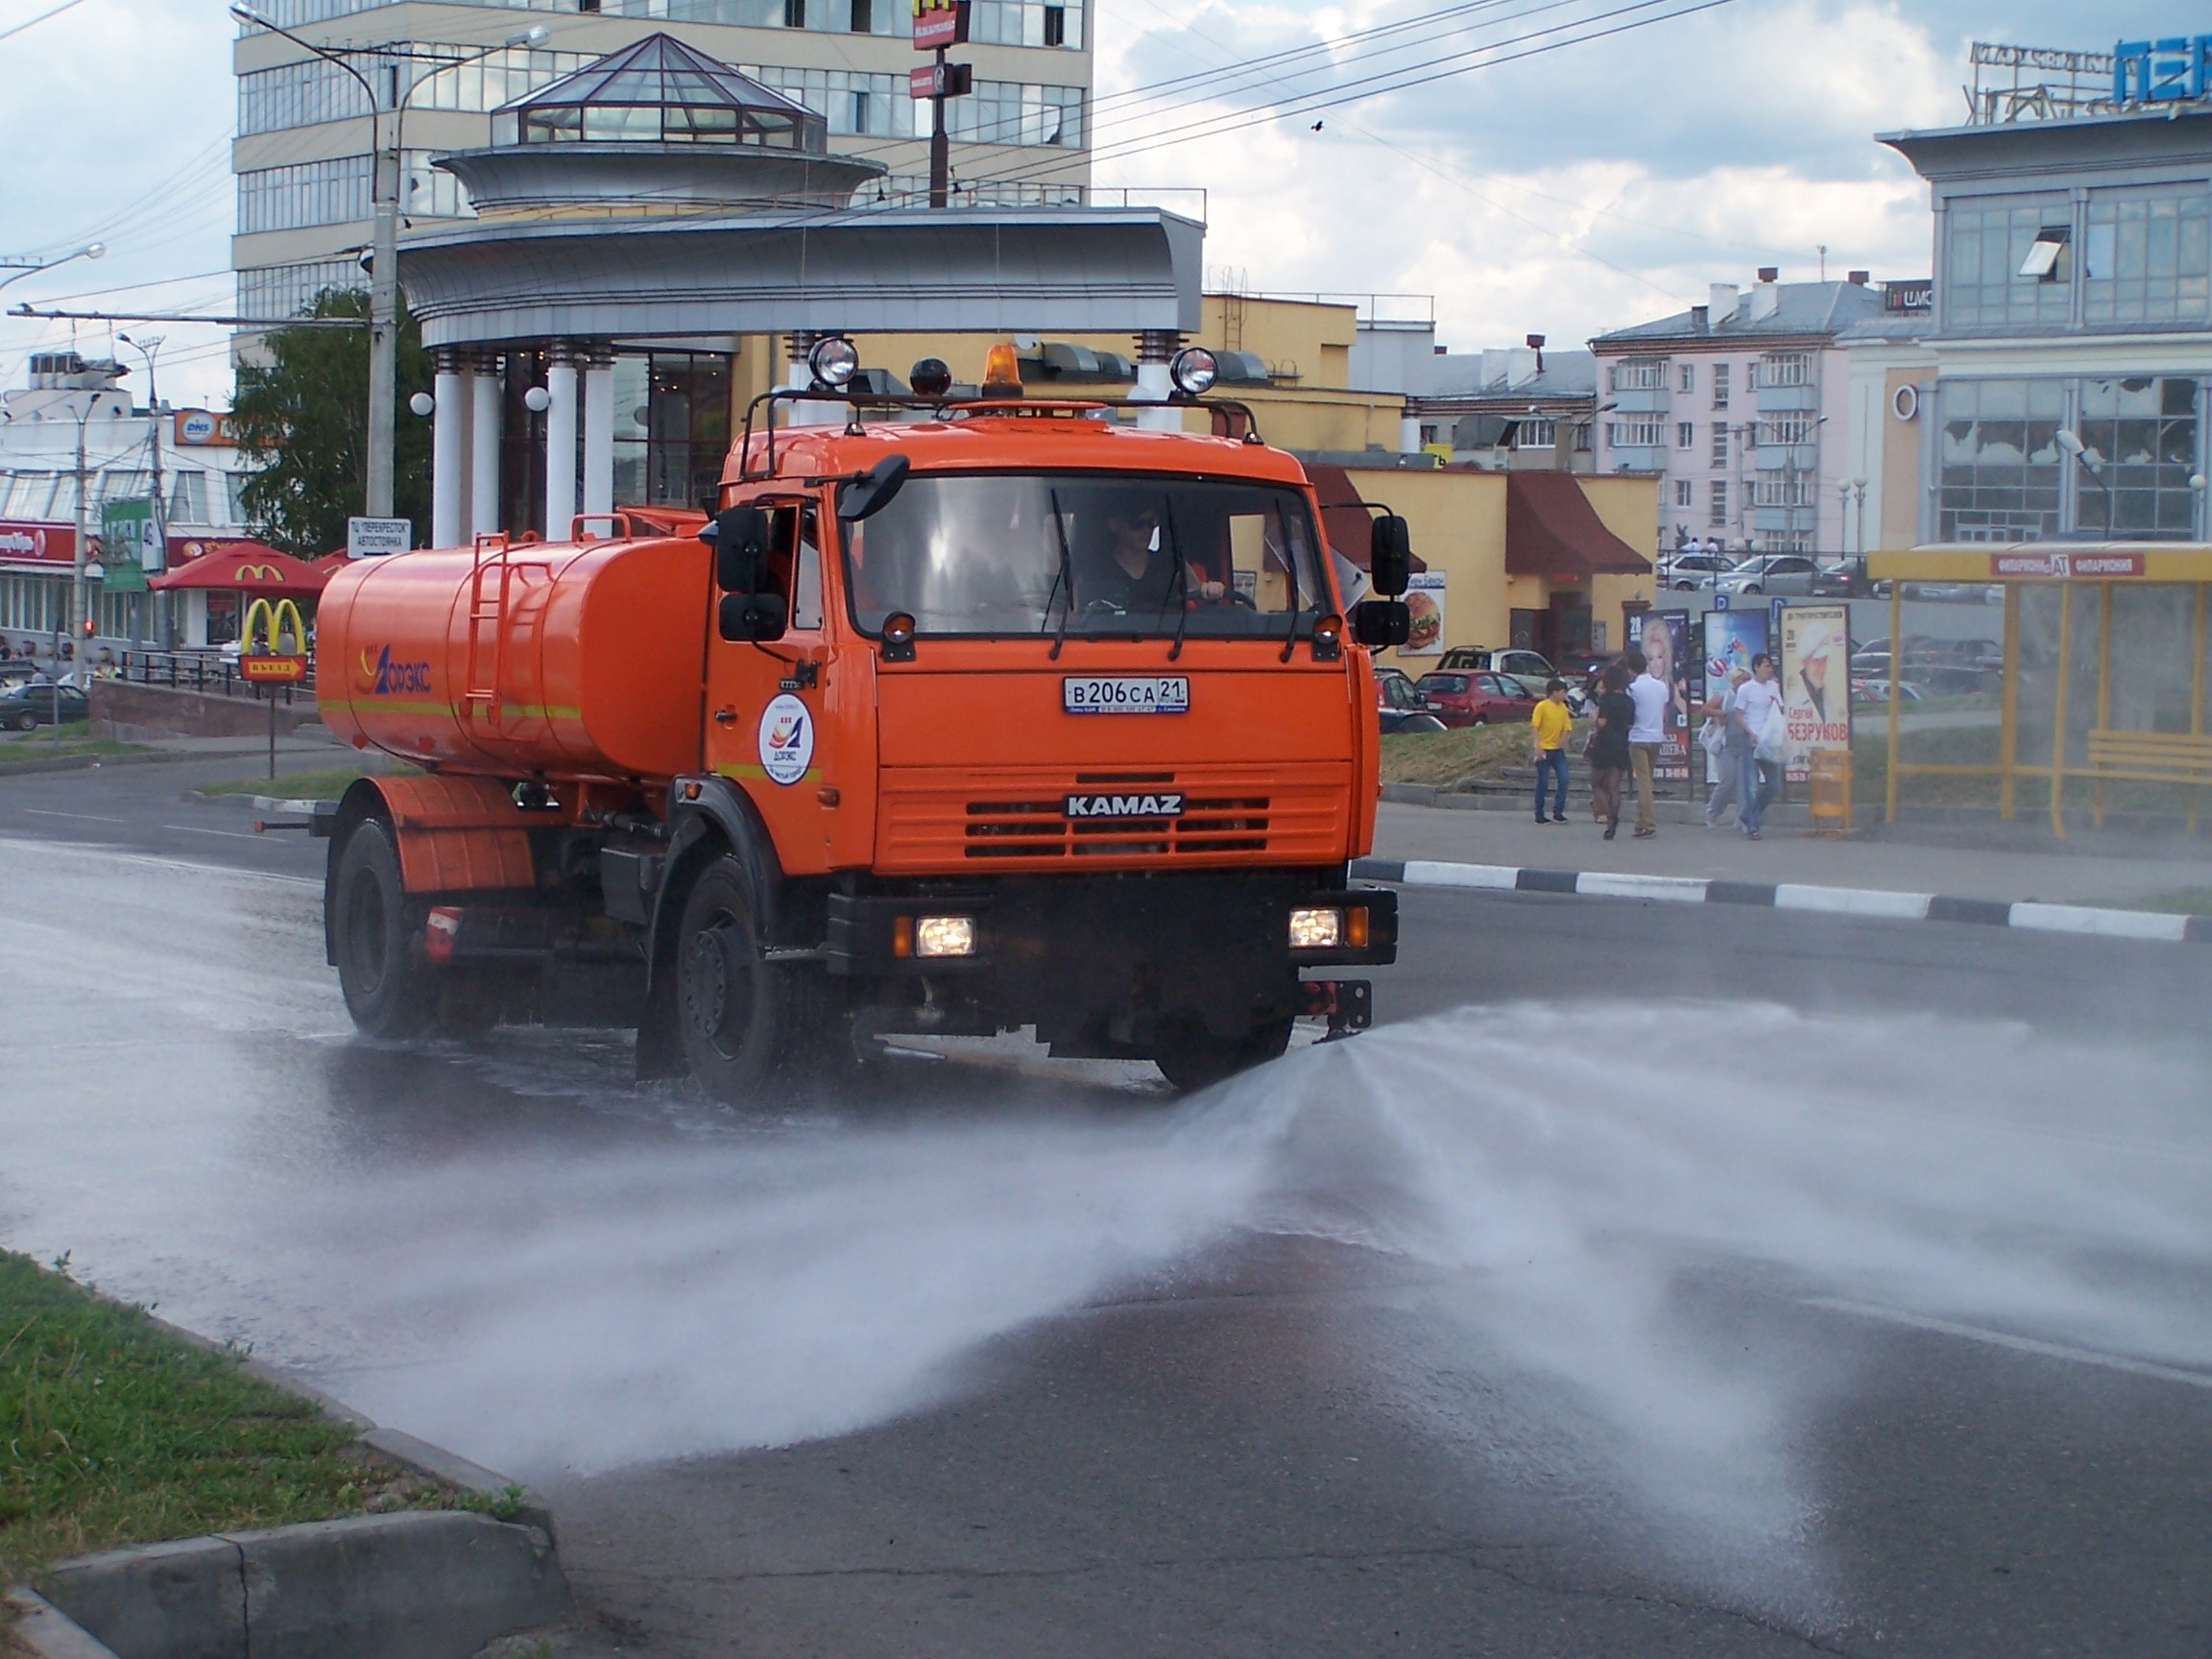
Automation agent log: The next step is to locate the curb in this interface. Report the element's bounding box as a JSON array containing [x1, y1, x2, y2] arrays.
[[1351, 856, 2212, 945], [6, 1315, 570, 1659]]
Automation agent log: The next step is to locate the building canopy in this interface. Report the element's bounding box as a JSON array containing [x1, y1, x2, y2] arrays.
[[1503, 472, 1649, 577]]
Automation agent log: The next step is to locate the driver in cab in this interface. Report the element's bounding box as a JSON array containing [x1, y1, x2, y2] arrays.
[[1078, 499, 1226, 615]]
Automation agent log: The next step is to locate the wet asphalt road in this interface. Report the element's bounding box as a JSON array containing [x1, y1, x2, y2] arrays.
[[3, 757, 2210, 1658]]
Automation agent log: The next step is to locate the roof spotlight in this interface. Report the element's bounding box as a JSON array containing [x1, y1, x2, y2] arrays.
[[807, 335, 860, 391], [909, 356, 952, 399], [1168, 346, 1218, 397]]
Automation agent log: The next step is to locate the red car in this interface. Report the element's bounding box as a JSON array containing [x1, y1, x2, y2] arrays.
[[1412, 670, 1538, 727]]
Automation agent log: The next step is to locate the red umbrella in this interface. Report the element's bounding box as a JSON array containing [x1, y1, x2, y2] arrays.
[[150, 541, 331, 595]]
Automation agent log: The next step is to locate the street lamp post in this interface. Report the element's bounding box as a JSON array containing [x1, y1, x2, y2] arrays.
[[2056, 429, 2117, 536], [118, 332, 166, 648], [228, 9, 544, 524], [0, 242, 105, 296]]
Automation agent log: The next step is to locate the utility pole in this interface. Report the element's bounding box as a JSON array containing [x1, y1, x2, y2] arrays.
[[60, 412, 87, 743], [911, 0, 971, 207], [121, 333, 166, 647]]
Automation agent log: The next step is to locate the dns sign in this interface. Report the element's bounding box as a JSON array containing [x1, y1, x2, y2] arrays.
[[239, 597, 309, 684]]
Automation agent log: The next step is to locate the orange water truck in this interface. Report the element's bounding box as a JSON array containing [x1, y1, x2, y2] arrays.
[[310, 341, 1411, 1095]]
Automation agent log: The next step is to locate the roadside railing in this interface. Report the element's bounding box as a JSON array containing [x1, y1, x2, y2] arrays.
[[118, 648, 316, 702]]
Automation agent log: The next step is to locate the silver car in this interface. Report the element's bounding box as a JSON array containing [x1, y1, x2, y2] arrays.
[[1715, 554, 1823, 597]]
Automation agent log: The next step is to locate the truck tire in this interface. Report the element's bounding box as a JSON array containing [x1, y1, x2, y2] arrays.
[[1151, 1013, 1293, 1094], [676, 854, 819, 1103], [331, 818, 434, 1039]]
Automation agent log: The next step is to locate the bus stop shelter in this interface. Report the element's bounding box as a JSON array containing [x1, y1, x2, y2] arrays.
[[1865, 543, 2212, 834]]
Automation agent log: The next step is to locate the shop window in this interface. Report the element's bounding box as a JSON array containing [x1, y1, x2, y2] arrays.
[[1936, 377, 2064, 541]]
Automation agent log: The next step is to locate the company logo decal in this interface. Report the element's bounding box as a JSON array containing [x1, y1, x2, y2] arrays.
[[758, 692, 814, 785], [234, 563, 287, 583], [1065, 791, 1185, 820], [358, 645, 432, 695]]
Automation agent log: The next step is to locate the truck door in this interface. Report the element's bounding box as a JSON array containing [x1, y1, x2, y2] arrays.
[[704, 496, 857, 875]]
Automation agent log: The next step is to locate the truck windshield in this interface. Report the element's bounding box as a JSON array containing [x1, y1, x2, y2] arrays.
[[842, 472, 1329, 638]]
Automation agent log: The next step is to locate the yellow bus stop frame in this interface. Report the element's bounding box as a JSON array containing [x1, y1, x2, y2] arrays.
[[1864, 544, 2212, 837]]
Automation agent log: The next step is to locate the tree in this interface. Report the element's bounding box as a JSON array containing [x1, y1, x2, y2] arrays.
[[228, 289, 432, 559]]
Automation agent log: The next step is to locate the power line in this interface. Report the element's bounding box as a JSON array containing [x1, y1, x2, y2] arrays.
[[0, 0, 87, 44]]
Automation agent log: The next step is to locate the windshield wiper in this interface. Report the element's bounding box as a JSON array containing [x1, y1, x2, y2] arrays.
[[1277, 527, 1302, 661], [1045, 487, 1075, 661], [1163, 495, 1192, 661]]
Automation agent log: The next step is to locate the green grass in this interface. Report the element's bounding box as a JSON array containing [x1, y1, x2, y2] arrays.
[[0, 1251, 444, 1590], [1379, 722, 1534, 788], [2106, 888, 2212, 917], [197, 761, 418, 800], [0, 723, 156, 766]]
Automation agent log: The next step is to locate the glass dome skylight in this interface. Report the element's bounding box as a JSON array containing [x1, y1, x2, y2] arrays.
[[493, 33, 828, 153]]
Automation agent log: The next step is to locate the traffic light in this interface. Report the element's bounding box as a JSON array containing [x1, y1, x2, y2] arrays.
[[82, 614, 94, 637]]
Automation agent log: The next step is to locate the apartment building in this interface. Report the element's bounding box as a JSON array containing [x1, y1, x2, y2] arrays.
[[231, 0, 1094, 324], [1590, 272, 1887, 554]]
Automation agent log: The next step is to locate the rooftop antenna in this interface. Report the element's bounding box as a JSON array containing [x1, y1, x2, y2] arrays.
[[1818, 244, 1827, 281]]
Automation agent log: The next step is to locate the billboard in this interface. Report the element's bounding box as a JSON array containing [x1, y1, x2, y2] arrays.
[[1401, 571, 1446, 656], [99, 499, 158, 592], [1629, 607, 1691, 780], [1702, 607, 1767, 709], [1778, 603, 1851, 783]]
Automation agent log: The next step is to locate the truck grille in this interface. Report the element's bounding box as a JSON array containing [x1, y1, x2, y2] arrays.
[[877, 764, 1350, 873]]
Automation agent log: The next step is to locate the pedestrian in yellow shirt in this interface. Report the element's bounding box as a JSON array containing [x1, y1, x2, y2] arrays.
[[1530, 678, 1574, 824]]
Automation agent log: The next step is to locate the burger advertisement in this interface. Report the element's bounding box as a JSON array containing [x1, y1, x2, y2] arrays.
[[1401, 571, 1446, 656]]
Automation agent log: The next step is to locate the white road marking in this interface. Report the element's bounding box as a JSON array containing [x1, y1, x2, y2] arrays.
[[1773, 883, 1933, 920], [1401, 858, 1518, 890], [1806, 1297, 2212, 1391], [0, 834, 319, 888], [2006, 902, 2189, 942], [21, 807, 125, 823], [1575, 872, 1710, 902], [162, 824, 276, 841]]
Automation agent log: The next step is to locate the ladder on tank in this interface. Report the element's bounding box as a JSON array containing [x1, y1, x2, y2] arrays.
[[463, 531, 545, 733]]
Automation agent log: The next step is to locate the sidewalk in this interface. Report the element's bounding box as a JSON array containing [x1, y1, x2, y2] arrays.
[[1372, 800, 2212, 909]]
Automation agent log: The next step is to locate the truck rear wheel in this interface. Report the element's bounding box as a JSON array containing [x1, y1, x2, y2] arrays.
[[331, 818, 434, 1039], [676, 854, 822, 1104], [1151, 1014, 1293, 1094]]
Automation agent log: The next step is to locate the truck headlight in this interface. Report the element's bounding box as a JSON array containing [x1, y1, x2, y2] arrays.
[[1289, 906, 1343, 950], [914, 915, 977, 958]]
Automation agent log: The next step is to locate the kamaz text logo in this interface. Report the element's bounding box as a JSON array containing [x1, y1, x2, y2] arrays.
[[1064, 791, 1185, 820], [359, 645, 432, 695]]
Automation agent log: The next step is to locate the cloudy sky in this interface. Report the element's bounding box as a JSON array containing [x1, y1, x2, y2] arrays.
[[0, 0, 2182, 409]]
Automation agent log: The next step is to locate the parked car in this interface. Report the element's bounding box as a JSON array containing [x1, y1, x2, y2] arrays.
[[1715, 554, 1823, 597], [0, 659, 36, 685], [1851, 678, 1925, 705], [1377, 673, 1447, 734], [1376, 665, 1418, 700], [1809, 559, 1869, 598], [1414, 670, 1540, 727], [0, 681, 89, 732], [1436, 646, 1557, 685], [1659, 550, 1739, 590]]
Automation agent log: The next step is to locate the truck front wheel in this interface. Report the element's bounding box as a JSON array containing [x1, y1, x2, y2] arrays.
[[676, 854, 814, 1104], [1151, 1014, 1293, 1094], [331, 818, 434, 1039]]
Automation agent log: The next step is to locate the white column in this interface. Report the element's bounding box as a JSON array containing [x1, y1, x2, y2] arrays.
[[469, 354, 502, 539], [544, 346, 578, 541], [1132, 330, 1178, 433], [431, 349, 468, 548], [582, 349, 615, 519]]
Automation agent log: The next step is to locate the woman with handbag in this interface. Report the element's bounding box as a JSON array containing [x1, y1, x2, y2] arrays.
[[1696, 664, 1748, 830]]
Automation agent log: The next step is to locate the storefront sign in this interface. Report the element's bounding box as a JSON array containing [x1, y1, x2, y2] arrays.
[[173, 409, 240, 446], [99, 499, 158, 592], [909, 60, 973, 98], [1884, 278, 1933, 313], [912, 0, 970, 49], [1779, 604, 1851, 785], [1400, 571, 1446, 656], [0, 521, 75, 565], [1987, 551, 2147, 579], [2115, 37, 2212, 104]]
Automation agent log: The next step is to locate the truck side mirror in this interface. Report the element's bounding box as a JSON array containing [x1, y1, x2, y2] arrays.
[[1369, 516, 1411, 597], [719, 590, 788, 643], [707, 505, 770, 591], [836, 454, 910, 522], [1353, 600, 1410, 648]]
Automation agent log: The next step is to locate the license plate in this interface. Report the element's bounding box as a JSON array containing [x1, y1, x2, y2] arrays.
[[1066, 790, 1185, 819], [1062, 676, 1190, 714]]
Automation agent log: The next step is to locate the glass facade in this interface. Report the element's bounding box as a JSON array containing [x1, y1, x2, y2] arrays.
[[743, 65, 912, 138], [2073, 377, 2200, 539], [1936, 378, 2064, 541], [237, 260, 364, 323], [1942, 196, 2074, 328], [943, 80, 1083, 147], [610, 353, 731, 512], [1936, 376, 2205, 541], [237, 156, 373, 235], [2082, 185, 2212, 325]]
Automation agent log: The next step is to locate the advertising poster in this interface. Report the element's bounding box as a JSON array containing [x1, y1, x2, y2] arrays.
[[98, 499, 156, 592], [1401, 571, 1446, 657], [1702, 608, 1767, 706], [1629, 608, 1692, 780], [1779, 603, 1852, 783]]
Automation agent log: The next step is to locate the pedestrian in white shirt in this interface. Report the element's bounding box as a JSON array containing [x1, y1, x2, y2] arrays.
[[1625, 649, 1670, 838], [1731, 653, 1786, 839], [1698, 664, 1749, 830]]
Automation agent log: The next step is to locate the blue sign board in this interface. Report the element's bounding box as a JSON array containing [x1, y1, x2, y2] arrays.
[[2115, 37, 2212, 103]]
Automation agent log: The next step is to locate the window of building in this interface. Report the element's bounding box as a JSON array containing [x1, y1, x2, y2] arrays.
[[1513, 418, 1556, 449], [1759, 352, 1809, 388], [1612, 359, 1667, 391], [1608, 418, 1665, 449], [2074, 376, 2200, 539], [971, 0, 1084, 47], [2082, 186, 2212, 325], [743, 64, 913, 136], [168, 471, 209, 523], [2017, 226, 2069, 279], [941, 80, 1084, 146], [1709, 480, 1727, 527], [236, 156, 372, 235], [1678, 362, 1695, 394], [1676, 421, 1694, 449], [1757, 414, 1815, 447], [1751, 477, 1815, 507], [1943, 196, 2076, 327], [1936, 377, 2064, 541], [607, 351, 732, 510], [1674, 478, 1694, 508], [237, 260, 363, 324], [1711, 423, 1727, 467], [1712, 363, 1729, 408]]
